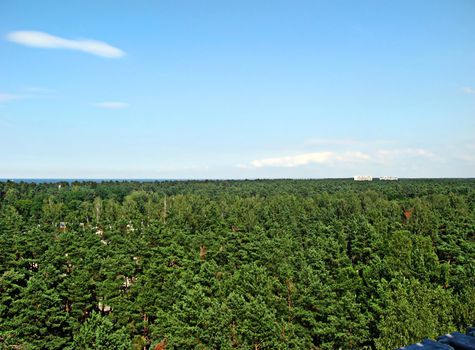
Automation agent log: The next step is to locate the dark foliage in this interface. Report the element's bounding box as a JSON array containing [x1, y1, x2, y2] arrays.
[[0, 179, 474, 349]]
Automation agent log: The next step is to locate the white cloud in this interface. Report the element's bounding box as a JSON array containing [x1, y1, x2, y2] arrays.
[[22, 87, 55, 94], [457, 154, 475, 162], [250, 151, 371, 168], [456, 144, 475, 162], [6, 31, 124, 58], [246, 147, 437, 169], [0, 88, 56, 104], [375, 148, 434, 164], [0, 93, 24, 103], [305, 138, 358, 146], [305, 138, 398, 147], [335, 151, 372, 162], [462, 87, 475, 95], [95, 101, 129, 109]]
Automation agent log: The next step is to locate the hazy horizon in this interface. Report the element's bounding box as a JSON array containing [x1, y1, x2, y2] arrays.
[[1, 177, 474, 183]]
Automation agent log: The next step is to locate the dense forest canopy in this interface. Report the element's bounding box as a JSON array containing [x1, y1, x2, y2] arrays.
[[0, 179, 474, 349]]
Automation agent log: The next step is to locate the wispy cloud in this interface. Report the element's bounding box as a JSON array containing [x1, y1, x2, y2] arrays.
[[5, 31, 125, 58], [22, 86, 55, 94], [377, 148, 434, 157], [245, 147, 435, 169], [250, 151, 370, 168], [0, 87, 56, 104], [462, 87, 475, 95], [375, 148, 434, 164], [305, 138, 359, 146], [0, 93, 24, 103], [455, 144, 475, 162], [457, 154, 475, 162], [95, 101, 129, 109], [305, 138, 397, 147]]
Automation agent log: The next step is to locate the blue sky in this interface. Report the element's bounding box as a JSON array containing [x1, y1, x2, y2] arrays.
[[1, 0, 474, 179]]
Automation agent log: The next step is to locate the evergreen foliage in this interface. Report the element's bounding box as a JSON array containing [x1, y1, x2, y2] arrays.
[[0, 179, 474, 349]]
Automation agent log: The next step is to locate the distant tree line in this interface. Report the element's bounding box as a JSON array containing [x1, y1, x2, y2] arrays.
[[0, 179, 474, 349]]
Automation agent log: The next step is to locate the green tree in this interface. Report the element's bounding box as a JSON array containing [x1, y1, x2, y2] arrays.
[[72, 311, 131, 350]]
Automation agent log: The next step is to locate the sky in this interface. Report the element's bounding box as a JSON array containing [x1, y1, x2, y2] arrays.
[[1, 0, 474, 179]]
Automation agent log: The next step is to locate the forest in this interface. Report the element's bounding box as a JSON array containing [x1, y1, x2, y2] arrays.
[[0, 179, 474, 349]]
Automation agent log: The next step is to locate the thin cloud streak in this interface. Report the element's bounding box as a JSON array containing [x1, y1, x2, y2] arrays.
[[305, 138, 359, 146], [95, 101, 129, 109], [0, 88, 56, 103], [6, 31, 125, 58], [22, 87, 55, 94], [305, 138, 398, 147], [250, 151, 371, 168], [0, 93, 24, 103], [247, 148, 435, 168], [462, 87, 475, 95], [457, 154, 475, 162], [375, 148, 434, 164]]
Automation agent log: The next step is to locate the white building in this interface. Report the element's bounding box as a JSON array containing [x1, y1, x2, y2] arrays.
[[354, 175, 373, 181], [380, 176, 398, 181]]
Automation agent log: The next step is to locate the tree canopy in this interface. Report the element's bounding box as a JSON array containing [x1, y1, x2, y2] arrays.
[[0, 179, 474, 349]]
